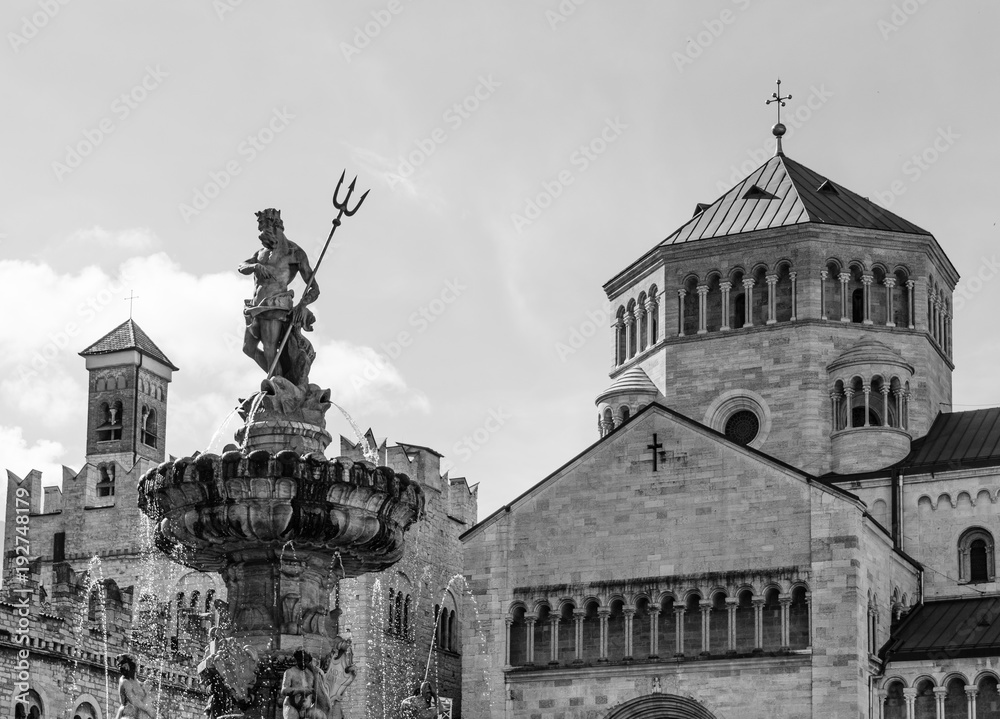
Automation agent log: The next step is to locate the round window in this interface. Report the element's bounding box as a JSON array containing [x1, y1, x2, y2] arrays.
[[724, 410, 760, 446]]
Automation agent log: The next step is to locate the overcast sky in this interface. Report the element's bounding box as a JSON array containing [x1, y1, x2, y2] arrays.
[[2, 0, 998, 521]]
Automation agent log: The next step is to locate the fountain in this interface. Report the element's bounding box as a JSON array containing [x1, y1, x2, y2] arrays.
[[134, 178, 426, 718]]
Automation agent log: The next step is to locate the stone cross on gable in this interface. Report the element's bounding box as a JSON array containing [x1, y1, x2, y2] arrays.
[[645, 433, 664, 471], [124, 290, 140, 319]]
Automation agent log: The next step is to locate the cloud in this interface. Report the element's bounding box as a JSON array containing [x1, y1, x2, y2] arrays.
[[69, 226, 158, 251], [0, 426, 67, 500], [4, 248, 429, 473]]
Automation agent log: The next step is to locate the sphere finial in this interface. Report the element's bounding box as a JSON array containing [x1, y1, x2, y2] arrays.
[[765, 79, 792, 156]]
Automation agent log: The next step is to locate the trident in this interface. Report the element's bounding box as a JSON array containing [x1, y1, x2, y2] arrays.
[[265, 171, 370, 380]]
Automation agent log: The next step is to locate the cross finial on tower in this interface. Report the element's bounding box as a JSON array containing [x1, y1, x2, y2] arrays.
[[125, 290, 140, 319], [765, 78, 792, 156]]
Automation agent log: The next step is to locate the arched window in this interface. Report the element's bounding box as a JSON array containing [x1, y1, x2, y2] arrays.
[[637, 292, 648, 352], [581, 600, 600, 662], [851, 288, 865, 323], [615, 307, 626, 365], [607, 599, 625, 660], [774, 263, 793, 322], [734, 589, 754, 653], [705, 275, 723, 332], [893, 269, 911, 328], [15, 691, 43, 719], [558, 603, 575, 663], [751, 267, 768, 326], [682, 594, 701, 656], [824, 261, 842, 321], [708, 592, 727, 654], [626, 299, 638, 358], [533, 605, 551, 664], [789, 586, 809, 649], [914, 679, 936, 719], [74, 703, 99, 719], [884, 680, 906, 719], [97, 464, 116, 497], [944, 677, 967, 719], [87, 587, 100, 622], [682, 278, 699, 336], [619, 406, 630, 424], [848, 264, 865, 323], [509, 606, 527, 666], [730, 269, 746, 329], [977, 675, 1000, 719], [142, 407, 157, 447], [657, 596, 676, 657], [648, 285, 659, 344], [448, 607, 457, 652], [960, 528, 996, 584], [761, 588, 781, 649], [871, 266, 888, 325], [633, 597, 651, 660]]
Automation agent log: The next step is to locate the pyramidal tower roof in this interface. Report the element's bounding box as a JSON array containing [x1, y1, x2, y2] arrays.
[[79, 318, 178, 370], [660, 153, 930, 246]]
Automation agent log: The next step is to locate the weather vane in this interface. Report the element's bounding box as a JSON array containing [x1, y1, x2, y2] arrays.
[[765, 78, 792, 156]]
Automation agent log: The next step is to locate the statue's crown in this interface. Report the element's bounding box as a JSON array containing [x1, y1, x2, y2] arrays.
[[255, 208, 283, 228]]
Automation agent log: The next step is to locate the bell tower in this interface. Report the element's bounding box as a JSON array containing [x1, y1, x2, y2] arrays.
[[80, 319, 178, 469]]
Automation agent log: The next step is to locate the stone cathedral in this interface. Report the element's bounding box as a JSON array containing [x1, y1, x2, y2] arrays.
[[462, 126, 1000, 719]]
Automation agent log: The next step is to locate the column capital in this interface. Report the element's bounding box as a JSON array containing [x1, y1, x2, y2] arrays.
[[677, 288, 687, 298], [623, 607, 636, 617], [742, 278, 755, 289], [906, 279, 915, 289], [863, 385, 872, 396], [884, 277, 897, 288], [725, 597, 739, 606], [830, 390, 842, 400], [625, 309, 635, 321], [820, 268, 829, 280], [902, 688, 918, 699], [645, 297, 657, 311], [933, 687, 949, 697], [752, 597, 766, 608], [614, 319, 624, 329], [862, 274, 874, 286], [765, 274, 778, 286], [505, 616, 514, 626], [778, 596, 793, 607], [844, 387, 855, 398], [573, 610, 587, 619], [673, 606, 686, 617], [965, 686, 979, 697], [719, 280, 733, 291], [696, 285, 709, 296], [597, 608, 611, 618], [525, 613, 538, 624], [880, 385, 890, 396], [647, 605, 662, 616], [699, 600, 713, 611], [839, 272, 851, 283], [788, 271, 797, 281]]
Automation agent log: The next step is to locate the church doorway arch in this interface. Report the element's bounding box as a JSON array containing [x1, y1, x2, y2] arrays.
[[603, 694, 718, 719]]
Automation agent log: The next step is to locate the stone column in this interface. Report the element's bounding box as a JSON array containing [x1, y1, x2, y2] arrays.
[[844, 388, 855, 428], [753, 597, 765, 651], [965, 686, 978, 719], [597, 608, 610, 663], [677, 289, 686, 337], [945, 311, 952, 356], [656, 290, 667, 344], [623, 608, 635, 660], [648, 605, 660, 659], [839, 272, 851, 321], [789, 271, 798, 321], [881, 386, 890, 428], [862, 275, 874, 325], [885, 277, 897, 327], [902, 688, 916, 719], [700, 601, 712, 655], [877, 689, 888, 719], [766, 274, 778, 324], [504, 617, 513, 666], [743, 278, 755, 328], [525, 614, 537, 665], [805, 595, 811, 648], [863, 385, 872, 427], [720, 281, 732, 330], [549, 615, 561, 665], [820, 269, 828, 320], [573, 610, 585, 663], [830, 392, 840, 431], [697, 285, 709, 334], [933, 687, 947, 719], [893, 389, 904, 430], [725, 597, 738, 653], [906, 280, 916, 329], [779, 596, 792, 649], [674, 606, 685, 656]]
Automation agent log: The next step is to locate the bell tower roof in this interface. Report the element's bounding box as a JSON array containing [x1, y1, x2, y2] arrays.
[[660, 154, 930, 246], [80, 318, 178, 371]]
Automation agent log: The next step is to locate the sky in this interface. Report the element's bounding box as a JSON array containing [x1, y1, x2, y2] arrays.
[[1, 0, 998, 522]]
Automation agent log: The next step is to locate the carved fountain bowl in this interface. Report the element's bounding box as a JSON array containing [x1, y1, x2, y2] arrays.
[[137, 449, 425, 577]]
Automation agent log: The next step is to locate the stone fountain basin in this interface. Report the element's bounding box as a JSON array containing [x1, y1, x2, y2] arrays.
[[137, 449, 424, 577]]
